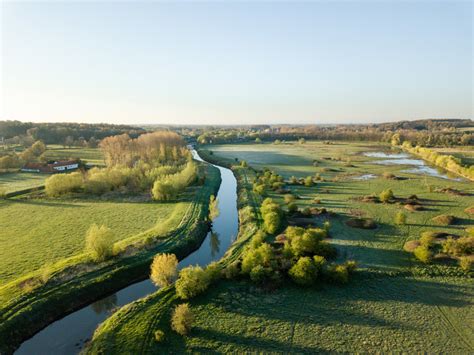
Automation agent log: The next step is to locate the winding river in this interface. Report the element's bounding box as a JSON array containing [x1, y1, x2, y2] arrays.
[[16, 150, 238, 355]]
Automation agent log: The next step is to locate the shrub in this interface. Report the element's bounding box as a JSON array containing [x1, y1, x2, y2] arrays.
[[304, 176, 313, 187], [345, 260, 357, 273], [432, 214, 456, 226], [205, 261, 222, 282], [323, 221, 331, 233], [328, 264, 349, 284], [175, 265, 210, 299], [152, 181, 177, 201], [171, 303, 194, 335], [224, 261, 240, 279], [284, 194, 296, 204], [289, 176, 298, 184], [150, 253, 178, 287], [395, 212, 407, 225], [382, 172, 396, 179], [313, 255, 326, 270], [263, 211, 281, 234], [413, 246, 433, 263], [241, 243, 275, 274], [302, 207, 312, 217], [289, 257, 318, 286], [85, 224, 114, 262], [45, 172, 84, 197], [253, 183, 266, 195], [240, 160, 248, 167], [379, 188, 394, 203], [154, 329, 165, 342], [249, 230, 266, 250], [459, 256, 473, 272], [249, 265, 267, 283]]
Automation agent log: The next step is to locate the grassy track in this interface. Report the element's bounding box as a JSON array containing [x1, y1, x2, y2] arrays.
[[0, 163, 221, 354], [86, 142, 474, 353]]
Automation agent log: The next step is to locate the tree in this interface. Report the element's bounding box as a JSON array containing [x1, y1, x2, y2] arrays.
[[284, 194, 295, 204], [263, 211, 280, 234], [175, 265, 210, 299], [241, 243, 274, 274], [289, 257, 318, 286], [64, 136, 74, 148], [379, 188, 394, 203], [171, 303, 194, 335], [45, 172, 83, 197], [150, 253, 178, 287], [395, 212, 407, 225], [152, 181, 177, 201], [85, 224, 114, 262], [413, 246, 432, 263]]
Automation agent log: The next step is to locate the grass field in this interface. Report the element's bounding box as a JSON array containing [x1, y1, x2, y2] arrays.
[[0, 198, 188, 283], [44, 145, 105, 165], [87, 141, 473, 353], [0, 163, 221, 353], [0, 172, 46, 194]]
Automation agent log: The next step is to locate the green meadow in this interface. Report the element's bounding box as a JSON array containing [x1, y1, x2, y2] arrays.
[[0, 173, 46, 194], [87, 141, 473, 353], [44, 145, 105, 165]]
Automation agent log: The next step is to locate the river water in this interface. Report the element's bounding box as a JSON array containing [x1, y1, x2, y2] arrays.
[[16, 150, 238, 354]]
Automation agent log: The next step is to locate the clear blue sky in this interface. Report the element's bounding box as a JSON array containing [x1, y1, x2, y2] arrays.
[[1, 1, 472, 125]]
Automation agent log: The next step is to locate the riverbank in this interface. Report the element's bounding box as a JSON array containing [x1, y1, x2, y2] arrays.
[[0, 163, 220, 354], [85, 152, 261, 354]]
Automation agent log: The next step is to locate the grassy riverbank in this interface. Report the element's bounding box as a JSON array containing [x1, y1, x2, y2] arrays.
[[0, 163, 220, 354]]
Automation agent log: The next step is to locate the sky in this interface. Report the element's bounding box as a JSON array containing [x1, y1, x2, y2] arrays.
[[0, 0, 472, 125]]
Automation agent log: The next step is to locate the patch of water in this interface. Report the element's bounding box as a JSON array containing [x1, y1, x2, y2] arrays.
[[374, 158, 425, 166], [402, 166, 463, 181], [363, 152, 409, 159], [352, 174, 377, 180]]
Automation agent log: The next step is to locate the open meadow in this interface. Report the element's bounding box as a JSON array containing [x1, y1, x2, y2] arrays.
[[87, 140, 473, 353]]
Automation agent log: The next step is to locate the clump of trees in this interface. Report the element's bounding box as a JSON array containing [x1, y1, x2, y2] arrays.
[[85, 224, 114, 262], [151, 161, 197, 201], [150, 253, 178, 287], [252, 169, 286, 196]]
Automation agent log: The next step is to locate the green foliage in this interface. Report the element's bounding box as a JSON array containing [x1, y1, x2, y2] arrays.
[[458, 256, 472, 272], [379, 188, 394, 203], [413, 246, 433, 264], [289, 256, 318, 286], [304, 176, 313, 187], [152, 181, 177, 201], [45, 172, 84, 197], [263, 212, 281, 234], [152, 161, 197, 201], [150, 253, 178, 287], [241, 243, 275, 275], [175, 265, 211, 300], [284, 194, 295, 204], [395, 212, 407, 225], [327, 264, 349, 284], [85, 224, 114, 262], [284, 226, 327, 257], [287, 203, 298, 213], [171, 303, 194, 336], [154, 329, 165, 343]]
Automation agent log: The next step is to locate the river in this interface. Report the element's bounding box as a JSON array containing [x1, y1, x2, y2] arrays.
[[16, 150, 238, 354]]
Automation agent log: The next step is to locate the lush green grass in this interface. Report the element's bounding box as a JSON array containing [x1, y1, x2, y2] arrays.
[[0, 198, 188, 283], [0, 172, 46, 194], [44, 145, 105, 165], [87, 141, 473, 353]]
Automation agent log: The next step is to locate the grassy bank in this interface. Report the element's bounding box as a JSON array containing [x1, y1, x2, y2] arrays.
[[0, 163, 221, 354], [86, 141, 472, 353]]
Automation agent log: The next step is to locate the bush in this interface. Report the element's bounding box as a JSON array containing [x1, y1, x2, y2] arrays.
[[175, 265, 210, 299], [289, 176, 298, 184], [85, 224, 114, 262], [302, 207, 312, 217], [224, 261, 240, 279], [379, 188, 394, 203], [150, 253, 178, 287], [241, 243, 275, 274], [154, 329, 165, 342], [205, 261, 222, 282], [458, 256, 473, 272], [304, 176, 313, 187], [171, 303, 194, 335], [289, 257, 318, 286], [249, 230, 266, 250], [263, 211, 281, 234], [45, 172, 84, 197], [395, 212, 407, 225], [328, 264, 349, 284], [413, 246, 433, 263], [152, 181, 177, 201], [249, 265, 267, 283], [284, 194, 296, 204], [432, 214, 456, 226]]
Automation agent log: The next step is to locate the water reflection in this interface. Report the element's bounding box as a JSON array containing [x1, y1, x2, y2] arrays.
[[91, 294, 117, 315], [210, 231, 220, 258]]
